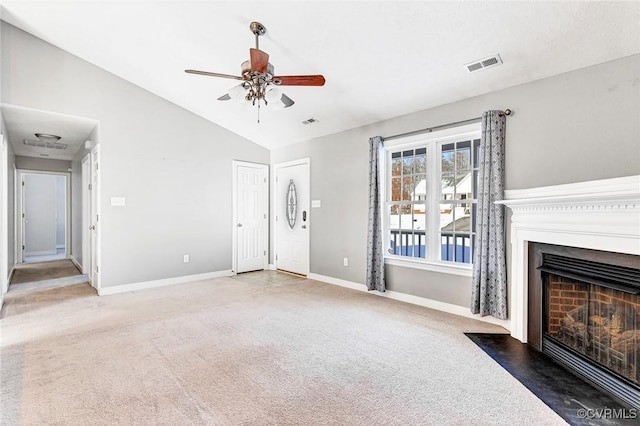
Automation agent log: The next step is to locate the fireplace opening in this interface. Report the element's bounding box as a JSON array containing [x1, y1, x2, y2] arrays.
[[537, 251, 640, 408]]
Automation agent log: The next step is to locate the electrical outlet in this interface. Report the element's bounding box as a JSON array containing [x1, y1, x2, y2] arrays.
[[343, 257, 349, 267], [183, 255, 190, 263]]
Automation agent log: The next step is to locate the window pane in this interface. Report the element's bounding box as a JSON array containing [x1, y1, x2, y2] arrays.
[[440, 202, 473, 263], [414, 155, 427, 174], [456, 140, 471, 170], [391, 157, 402, 176], [413, 175, 426, 201], [403, 157, 413, 175], [391, 177, 401, 201], [402, 176, 414, 201], [412, 204, 426, 230], [441, 173, 455, 199], [441, 144, 455, 173], [454, 172, 472, 200]]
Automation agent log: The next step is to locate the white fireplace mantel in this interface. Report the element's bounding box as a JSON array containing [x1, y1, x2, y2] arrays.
[[497, 175, 640, 343]]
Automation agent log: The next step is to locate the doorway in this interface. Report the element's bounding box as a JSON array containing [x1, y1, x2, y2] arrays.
[[17, 171, 70, 264], [80, 146, 100, 289], [274, 158, 310, 276], [232, 161, 268, 274], [1, 138, 7, 294]]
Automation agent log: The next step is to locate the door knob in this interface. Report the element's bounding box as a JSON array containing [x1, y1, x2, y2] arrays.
[[302, 225, 307, 229], [237, 223, 243, 227]]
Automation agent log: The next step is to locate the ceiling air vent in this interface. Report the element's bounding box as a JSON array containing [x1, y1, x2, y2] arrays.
[[23, 139, 68, 150], [465, 54, 503, 73], [302, 118, 319, 125]]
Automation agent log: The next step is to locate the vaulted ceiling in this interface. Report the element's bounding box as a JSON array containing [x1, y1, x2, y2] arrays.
[[1, 1, 639, 151]]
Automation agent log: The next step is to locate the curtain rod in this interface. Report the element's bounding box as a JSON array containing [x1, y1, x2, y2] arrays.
[[383, 109, 512, 142]]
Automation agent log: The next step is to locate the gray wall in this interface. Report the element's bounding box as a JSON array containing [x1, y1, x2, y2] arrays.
[[15, 156, 71, 173], [271, 54, 640, 308], [2, 22, 270, 288]]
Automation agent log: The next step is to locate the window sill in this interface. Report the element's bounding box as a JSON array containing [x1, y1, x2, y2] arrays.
[[384, 257, 473, 277]]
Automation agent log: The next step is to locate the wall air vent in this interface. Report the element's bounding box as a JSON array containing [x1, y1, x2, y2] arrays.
[[465, 54, 503, 73], [23, 139, 68, 150], [302, 118, 319, 125]]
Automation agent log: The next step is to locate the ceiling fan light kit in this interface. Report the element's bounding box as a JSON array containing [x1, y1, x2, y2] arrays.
[[185, 21, 325, 123]]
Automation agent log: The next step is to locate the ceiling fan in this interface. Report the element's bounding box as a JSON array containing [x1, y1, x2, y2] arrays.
[[185, 21, 325, 122]]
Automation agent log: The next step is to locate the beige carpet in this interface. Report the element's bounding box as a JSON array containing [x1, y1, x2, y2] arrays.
[[0, 271, 566, 425]]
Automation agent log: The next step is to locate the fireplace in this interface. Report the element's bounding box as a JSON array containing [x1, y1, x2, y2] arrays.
[[528, 243, 640, 407], [498, 175, 640, 408]]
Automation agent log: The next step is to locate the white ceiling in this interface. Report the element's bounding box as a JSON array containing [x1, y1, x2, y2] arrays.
[[1, 105, 98, 161], [1, 1, 639, 151]]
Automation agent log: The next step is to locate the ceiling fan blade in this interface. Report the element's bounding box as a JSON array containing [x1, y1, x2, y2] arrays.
[[217, 94, 231, 101], [280, 93, 295, 108], [250, 48, 269, 73], [185, 69, 243, 80], [272, 75, 326, 86]]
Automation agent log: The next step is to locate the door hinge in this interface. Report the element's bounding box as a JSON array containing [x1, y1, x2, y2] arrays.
[[264, 177, 267, 183], [264, 250, 266, 256], [264, 214, 267, 219], [22, 181, 25, 186], [22, 213, 25, 218], [22, 245, 25, 250], [95, 163, 99, 170], [96, 265, 99, 273], [276, 176, 278, 182], [88, 183, 92, 190], [96, 214, 99, 222]]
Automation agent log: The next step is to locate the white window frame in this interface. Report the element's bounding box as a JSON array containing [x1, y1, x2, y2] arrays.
[[382, 123, 481, 277]]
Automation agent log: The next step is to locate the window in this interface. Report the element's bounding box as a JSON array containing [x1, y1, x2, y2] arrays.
[[384, 124, 480, 270]]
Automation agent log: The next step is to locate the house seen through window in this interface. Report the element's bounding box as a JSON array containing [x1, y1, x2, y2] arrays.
[[385, 126, 480, 266]]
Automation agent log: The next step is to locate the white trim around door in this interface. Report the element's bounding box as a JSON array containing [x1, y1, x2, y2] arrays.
[[232, 161, 269, 274], [273, 158, 310, 276], [16, 169, 71, 264]]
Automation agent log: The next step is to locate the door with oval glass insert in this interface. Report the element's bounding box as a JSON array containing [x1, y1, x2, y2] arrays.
[[275, 159, 309, 276]]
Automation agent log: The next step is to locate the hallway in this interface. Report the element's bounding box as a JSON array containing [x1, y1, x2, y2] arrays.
[[1, 260, 92, 318]]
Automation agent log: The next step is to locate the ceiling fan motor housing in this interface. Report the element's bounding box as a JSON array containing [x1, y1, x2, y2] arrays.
[[241, 60, 274, 80]]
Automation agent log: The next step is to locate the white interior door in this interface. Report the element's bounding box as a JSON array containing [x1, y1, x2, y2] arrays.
[[23, 174, 57, 257], [1, 139, 7, 294], [275, 160, 309, 276], [89, 146, 100, 288], [81, 153, 90, 275], [235, 163, 267, 273]]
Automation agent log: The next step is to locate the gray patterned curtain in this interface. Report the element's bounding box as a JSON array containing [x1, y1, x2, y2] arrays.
[[366, 136, 385, 292], [471, 111, 507, 319]]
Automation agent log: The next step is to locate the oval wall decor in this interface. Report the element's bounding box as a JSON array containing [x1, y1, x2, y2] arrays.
[[286, 179, 297, 230]]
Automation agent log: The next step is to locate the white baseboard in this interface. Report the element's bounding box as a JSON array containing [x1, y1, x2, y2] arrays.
[[98, 270, 234, 296], [24, 249, 57, 256], [69, 256, 83, 272], [307, 273, 511, 330]]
